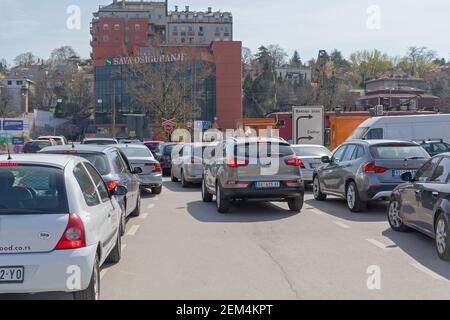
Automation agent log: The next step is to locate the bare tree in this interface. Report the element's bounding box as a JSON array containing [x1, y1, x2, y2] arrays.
[[50, 46, 79, 66], [0, 86, 12, 117], [14, 52, 38, 66]]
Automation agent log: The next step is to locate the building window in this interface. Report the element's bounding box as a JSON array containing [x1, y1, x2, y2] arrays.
[[7, 80, 12, 85], [16, 81, 23, 86], [103, 24, 109, 31], [173, 26, 178, 31], [114, 24, 120, 31], [114, 36, 120, 43], [158, 15, 162, 19], [188, 26, 193, 32], [135, 24, 141, 31], [103, 35, 109, 43], [181, 38, 186, 43]]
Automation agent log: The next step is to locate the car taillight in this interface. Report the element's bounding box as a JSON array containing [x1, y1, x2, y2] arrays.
[[106, 181, 120, 191], [148, 163, 162, 173], [0, 162, 21, 167], [55, 214, 86, 250], [227, 158, 249, 168], [284, 180, 302, 187], [284, 157, 305, 168], [364, 162, 388, 174], [225, 180, 250, 188], [63, 150, 77, 154]]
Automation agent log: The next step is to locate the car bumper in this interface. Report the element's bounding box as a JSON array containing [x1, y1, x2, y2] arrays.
[[184, 167, 203, 183], [222, 185, 304, 200], [363, 184, 398, 201], [139, 174, 163, 188], [300, 169, 314, 183], [0, 245, 97, 294]]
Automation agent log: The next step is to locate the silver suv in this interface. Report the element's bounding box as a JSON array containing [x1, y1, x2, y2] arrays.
[[202, 137, 305, 213], [313, 140, 430, 212]]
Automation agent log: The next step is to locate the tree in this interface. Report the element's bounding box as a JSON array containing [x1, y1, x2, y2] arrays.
[[0, 87, 12, 117], [267, 44, 288, 67], [290, 50, 301, 67], [242, 47, 253, 66], [330, 49, 350, 72], [349, 49, 393, 88], [396, 46, 439, 77], [14, 52, 38, 66], [0, 59, 8, 73], [50, 46, 79, 66]]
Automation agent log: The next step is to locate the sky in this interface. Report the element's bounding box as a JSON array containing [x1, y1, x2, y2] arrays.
[[1, 0, 450, 65]]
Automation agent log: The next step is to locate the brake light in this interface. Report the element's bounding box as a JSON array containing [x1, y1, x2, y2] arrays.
[[284, 157, 305, 168], [225, 180, 250, 188], [149, 163, 162, 173], [364, 162, 388, 174], [106, 181, 120, 191], [55, 214, 86, 250], [63, 150, 77, 154], [0, 162, 21, 167], [227, 158, 249, 168], [284, 180, 302, 187]]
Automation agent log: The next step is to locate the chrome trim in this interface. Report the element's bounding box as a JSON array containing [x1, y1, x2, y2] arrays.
[[372, 191, 392, 200]]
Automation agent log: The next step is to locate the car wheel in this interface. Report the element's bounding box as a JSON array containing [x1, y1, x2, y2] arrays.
[[106, 231, 122, 264], [152, 186, 162, 195], [313, 176, 327, 201], [346, 182, 366, 212], [202, 178, 213, 202], [388, 198, 409, 232], [73, 254, 100, 300], [435, 213, 450, 261], [171, 169, 178, 182], [216, 183, 230, 213], [181, 170, 189, 188], [287, 194, 304, 213], [130, 194, 141, 217]]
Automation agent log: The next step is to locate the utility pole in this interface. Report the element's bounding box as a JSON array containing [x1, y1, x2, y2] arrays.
[[112, 79, 116, 138]]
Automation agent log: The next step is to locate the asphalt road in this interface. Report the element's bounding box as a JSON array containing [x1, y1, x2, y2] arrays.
[[3, 178, 450, 300]]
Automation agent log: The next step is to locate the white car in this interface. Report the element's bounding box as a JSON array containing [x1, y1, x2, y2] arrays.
[[37, 136, 68, 146], [291, 144, 332, 183], [0, 154, 125, 300]]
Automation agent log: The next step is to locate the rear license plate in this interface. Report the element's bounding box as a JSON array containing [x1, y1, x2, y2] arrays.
[[392, 169, 416, 177], [255, 182, 280, 189], [0, 266, 24, 283]]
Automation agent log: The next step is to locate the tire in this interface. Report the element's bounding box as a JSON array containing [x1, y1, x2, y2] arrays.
[[202, 179, 213, 202], [346, 181, 367, 212], [388, 198, 409, 232], [181, 170, 190, 188], [73, 254, 100, 300], [287, 194, 304, 213], [130, 194, 141, 217], [216, 183, 230, 214], [151, 186, 162, 195], [171, 169, 178, 182], [313, 176, 327, 201], [435, 213, 450, 261], [106, 231, 122, 264], [120, 209, 126, 237]]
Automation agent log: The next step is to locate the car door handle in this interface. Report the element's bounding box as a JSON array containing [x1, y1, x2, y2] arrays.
[[432, 192, 439, 198], [415, 190, 422, 194]]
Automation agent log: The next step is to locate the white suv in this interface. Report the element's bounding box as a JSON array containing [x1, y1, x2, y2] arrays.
[[0, 154, 125, 300]]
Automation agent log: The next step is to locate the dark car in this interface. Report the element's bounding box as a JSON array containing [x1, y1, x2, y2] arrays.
[[313, 140, 430, 212], [389, 154, 450, 261], [156, 143, 182, 175], [23, 140, 57, 153], [39, 145, 142, 235], [420, 140, 450, 157]]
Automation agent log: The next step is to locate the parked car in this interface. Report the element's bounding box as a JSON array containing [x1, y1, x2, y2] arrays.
[[291, 144, 332, 184], [144, 140, 164, 154], [117, 144, 163, 194], [420, 140, 450, 157], [82, 138, 119, 145], [202, 137, 305, 213], [157, 143, 182, 175], [0, 154, 126, 299], [23, 140, 57, 153], [171, 142, 217, 187], [389, 154, 450, 260], [39, 145, 142, 234], [37, 136, 68, 146], [118, 139, 143, 145], [313, 140, 430, 212]]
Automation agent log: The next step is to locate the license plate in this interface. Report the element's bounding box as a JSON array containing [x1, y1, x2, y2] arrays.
[[392, 169, 416, 177], [255, 182, 280, 189], [0, 266, 24, 283]]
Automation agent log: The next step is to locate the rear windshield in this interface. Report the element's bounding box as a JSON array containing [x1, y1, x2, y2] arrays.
[[83, 140, 117, 145], [0, 165, 69, 214], [25, 141, 51, 152], [145, 143, 161, 151], [235, 143, 295, 158], [120, 147, 153, 159], [370, 145, 428, 159], [293, 146, 332, 157], [162, 144, 178, 156], [41, 152, 111, 175]]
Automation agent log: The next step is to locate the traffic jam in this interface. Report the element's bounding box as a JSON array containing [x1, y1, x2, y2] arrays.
[[1, 109, 450, 300]]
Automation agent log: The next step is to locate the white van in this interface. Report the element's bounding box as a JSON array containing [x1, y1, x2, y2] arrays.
[[348, 114, 450, 142]]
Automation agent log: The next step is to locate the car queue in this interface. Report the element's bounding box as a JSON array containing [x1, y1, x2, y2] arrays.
[[1, 129, 450, 300]]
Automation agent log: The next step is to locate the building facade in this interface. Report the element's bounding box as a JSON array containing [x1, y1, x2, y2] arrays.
[[0, 77, 35, 115], [91, 1, 241, 137]]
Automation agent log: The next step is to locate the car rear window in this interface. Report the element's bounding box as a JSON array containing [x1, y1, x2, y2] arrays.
[[25, 141, 51, 153], [163, 144, 178, 156], [235, 142, 295, 158], [370, 145, 428, 159], [120, 147, 153, 159], [0, 165, 69, 214], [293, 146, 332, 157], [83, 140, 117, 145]]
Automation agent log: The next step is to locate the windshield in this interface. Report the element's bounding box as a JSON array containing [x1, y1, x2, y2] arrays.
[[120, 147, 153, 159], [370, 145, 428, 159], [24, 141, 51, 153], [235, 143, 294, 158], [293, 146, 332, 157], [0, 165, 69, 214]]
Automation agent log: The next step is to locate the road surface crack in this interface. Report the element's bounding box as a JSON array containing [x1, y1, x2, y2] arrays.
[[259, 244, 301, 299]]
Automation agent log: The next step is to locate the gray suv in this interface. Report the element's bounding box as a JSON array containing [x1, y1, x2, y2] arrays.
[[313, 140, 430, 212], [202, 137, 305, 213]]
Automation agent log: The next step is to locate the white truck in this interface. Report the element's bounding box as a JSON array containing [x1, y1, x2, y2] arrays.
[[348, 114, 450, 142]]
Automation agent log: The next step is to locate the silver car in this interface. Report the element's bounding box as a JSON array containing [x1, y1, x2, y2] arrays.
[[202, 137, 305, 213], [117, 144, 163, 194], [313, 140, 430, 212], [171, 142, 217, 187], [291, 144, 332, 184]]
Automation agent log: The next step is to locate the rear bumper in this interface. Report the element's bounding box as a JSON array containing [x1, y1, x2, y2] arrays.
[[300, 169, 314, 183], [222, 185, 304, 200], [0, 245, 97, 294], [184, 166, 203, 183], [139, 174, 163, 188], [363, 184, 398, 201]]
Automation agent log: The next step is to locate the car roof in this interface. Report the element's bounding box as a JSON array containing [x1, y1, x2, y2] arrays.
[[346, 139, 420, 146], [116, 144, 148, 149], [291, 144, 327, 148], [40, 145, 118, 153], [84, 137, 117, 141], [228, 137, 289, 144], [0, 154, 81, 168]]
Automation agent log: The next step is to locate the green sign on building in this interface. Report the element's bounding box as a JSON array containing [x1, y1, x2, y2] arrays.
[[105, 57, 113, 66]]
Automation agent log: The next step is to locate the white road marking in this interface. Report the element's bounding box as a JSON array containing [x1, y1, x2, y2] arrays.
[[410, 263, 449, 281], [139, 213, 149, 219], [147, 203, 155, 209], [333, 221, 350, 229], [152, 197, 159, 201], [310, 209, 324, 216], [366, 239, 388, 250], [127, 225, 140, 236]]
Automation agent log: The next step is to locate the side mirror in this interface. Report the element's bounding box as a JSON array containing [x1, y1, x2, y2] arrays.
[[401, 172, 414, 182], [155, 153, 162, 161], [321, 156, 331, 164], [132, 167, 143, 174], [110, 185, 128, 196]]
